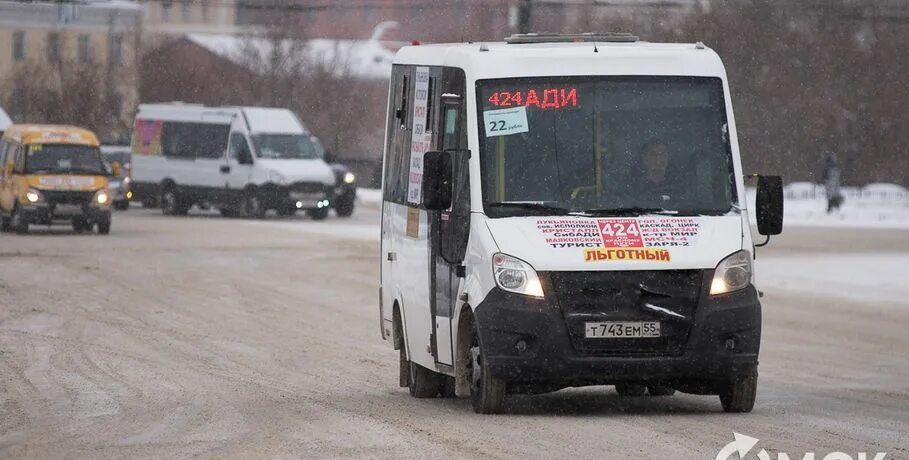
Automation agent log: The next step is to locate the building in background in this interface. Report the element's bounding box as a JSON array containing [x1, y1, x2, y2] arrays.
[[0, 1, 140, 142], [142, 0, 246, 45]]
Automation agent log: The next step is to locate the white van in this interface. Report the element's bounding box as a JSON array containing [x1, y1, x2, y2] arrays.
[[130, 104, 336, 219], [378, 33, 784, 414]]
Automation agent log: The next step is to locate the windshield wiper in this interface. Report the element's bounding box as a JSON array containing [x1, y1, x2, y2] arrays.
[[580, 207, 678, 217], [487, 201, 571, 215]]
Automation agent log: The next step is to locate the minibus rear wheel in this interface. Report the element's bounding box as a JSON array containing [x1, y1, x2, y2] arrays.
[[2, 215, 12, 232], [720, 366, 758, 413]]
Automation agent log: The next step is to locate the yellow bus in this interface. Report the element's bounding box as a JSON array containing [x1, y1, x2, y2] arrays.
[[0, 125, 119, 234]]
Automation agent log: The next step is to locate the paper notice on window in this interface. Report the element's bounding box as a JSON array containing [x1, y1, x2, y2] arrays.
[[483, 106, 529, 137], [407, 66, 431, 205]]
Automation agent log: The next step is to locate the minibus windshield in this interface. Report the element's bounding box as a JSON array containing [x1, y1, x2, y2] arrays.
[[252, 133, 322, 160], [25, 144, 107, 175], [477, 76, 737, 217]]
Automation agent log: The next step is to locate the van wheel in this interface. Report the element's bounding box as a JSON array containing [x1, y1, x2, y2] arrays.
[[11, 207, 28, 234], [161, 188, 189, 216], [2, 215, 12, 232], [113, 200, 129, 211], [470, 332, 506, 414], [307, 207, 329, 220], [720, 367, 758, 413], [615, 383, 647, 397], [243, 191, 266, 219], [219, 208, 239, 218]]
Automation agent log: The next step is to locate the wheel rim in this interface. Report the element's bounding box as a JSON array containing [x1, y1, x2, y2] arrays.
[[246, 194, 261, 217], [470, 345, 482, 394], [162, 191, 175, 213]]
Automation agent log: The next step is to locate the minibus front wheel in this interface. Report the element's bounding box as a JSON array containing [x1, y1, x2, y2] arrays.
[[11, 207, 28, 234], [719, 366, 758, 413], [470, 330, 506, 414]]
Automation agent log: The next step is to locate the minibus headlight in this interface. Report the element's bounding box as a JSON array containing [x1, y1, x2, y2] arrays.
[[493, 253, 544, 298], [710, 250, 753, 295], [94, 189, 110, 205], [26, 189, 44, 204], [343, 172, 356, 184]]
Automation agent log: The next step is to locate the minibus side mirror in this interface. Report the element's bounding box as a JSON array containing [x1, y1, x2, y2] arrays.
[[422, 151, 452, 211], [111, 161, 122, 178], [756, 175, 784, 237]]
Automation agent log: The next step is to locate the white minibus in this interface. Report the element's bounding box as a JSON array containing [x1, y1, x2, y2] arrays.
[[379, 33, 784, 414]]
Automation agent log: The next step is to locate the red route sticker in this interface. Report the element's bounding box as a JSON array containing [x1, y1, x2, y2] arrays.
[[597, 219, 643, 247]]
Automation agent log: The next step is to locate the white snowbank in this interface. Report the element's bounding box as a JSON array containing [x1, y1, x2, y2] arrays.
[[756, 253, 909, 305], [747, 184, 909, 230]]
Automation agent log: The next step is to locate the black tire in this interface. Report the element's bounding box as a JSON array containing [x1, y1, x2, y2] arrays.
[[720, 367, 758, 413], [11, 207, 28, 234], [113, 200, 130, 211], [307, 207, 329, 220], [439, 375, 457, 398], [97, 220, 111, 235], [242, 190, 266, 219], [219, 208, 239, 218], [647, 384, 676, 396], [470, 331, 506, 414], [615, 383, 647, 397], [409, 361, 441, 398], [0, 215, 10, 232], [334, 193, 355, 217], [142, 197, 158, 208], [161, 187, 189, 216]]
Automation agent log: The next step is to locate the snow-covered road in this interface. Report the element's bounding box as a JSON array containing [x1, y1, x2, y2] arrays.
[[0, 207, 906, 458]]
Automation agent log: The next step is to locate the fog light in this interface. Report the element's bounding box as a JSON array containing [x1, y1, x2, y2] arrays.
[[295, 201, 303, 209]]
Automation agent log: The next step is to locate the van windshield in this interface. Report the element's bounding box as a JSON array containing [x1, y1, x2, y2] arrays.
[[26, 144, 107, 175], [477, 76, 737, 217], [251, 134, 322, 160]]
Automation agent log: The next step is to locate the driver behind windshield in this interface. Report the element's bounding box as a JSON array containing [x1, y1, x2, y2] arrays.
[[630, 139, 684, 205]]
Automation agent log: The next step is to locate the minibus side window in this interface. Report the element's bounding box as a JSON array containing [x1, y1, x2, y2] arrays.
[[384, 65, 414, 204], [438, 66, 470, 263], [14, 145, 25, 173]]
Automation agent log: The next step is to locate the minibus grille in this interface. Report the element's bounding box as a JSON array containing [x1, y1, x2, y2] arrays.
[[546, 270, 704, 356], [42, 190, 94, 205]]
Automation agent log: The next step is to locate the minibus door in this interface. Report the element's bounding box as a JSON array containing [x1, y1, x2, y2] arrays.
[[430, 151, 469, 367]]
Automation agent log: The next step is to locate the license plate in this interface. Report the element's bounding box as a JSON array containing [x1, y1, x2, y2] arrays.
[[585, 321, 661, 338], [54, 204, 83, 215]]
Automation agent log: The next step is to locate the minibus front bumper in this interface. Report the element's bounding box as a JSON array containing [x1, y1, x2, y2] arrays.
[[19, 203, 110, 225], [261, 182, 333, 210], [473, 277, 760, 387]]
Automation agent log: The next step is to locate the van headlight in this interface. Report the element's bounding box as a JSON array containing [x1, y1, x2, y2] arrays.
[[710, 250, 753, 295], [26, 188, 44, 204], [493, 253, 544, 298], [93, 189, 110, 205], [343, 172, 356, 184]]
